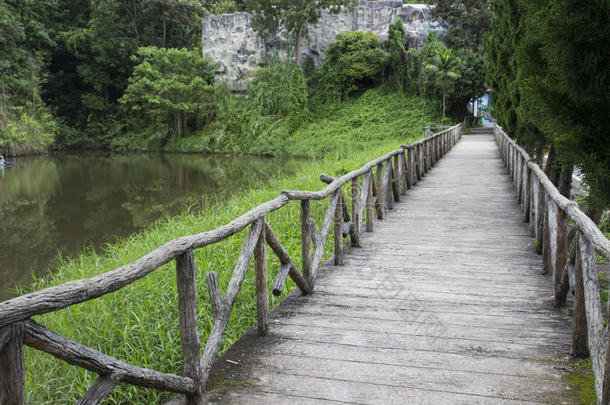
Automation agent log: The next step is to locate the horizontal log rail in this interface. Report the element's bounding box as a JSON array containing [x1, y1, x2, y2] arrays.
[[493, 124, 610, 405], [0, 124, 462, 405]]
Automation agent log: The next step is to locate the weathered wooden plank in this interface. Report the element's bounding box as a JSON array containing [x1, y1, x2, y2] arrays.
[[76, 372, 123, 405], [175, 249, 203, 404], [23, 320, 195, 394], [0, 323, 25, 405], [254, 223, 269, 336]]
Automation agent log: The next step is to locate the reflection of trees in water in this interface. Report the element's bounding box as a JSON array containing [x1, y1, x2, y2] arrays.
[[0, 152, 301, 300]]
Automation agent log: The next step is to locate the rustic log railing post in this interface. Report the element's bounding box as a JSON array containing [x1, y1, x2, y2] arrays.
[[366, 170, 374, 232], [384, 160, 394, 210], [579, 235, 606, 402], [334, 190, 344, 265], [301, 200, 312, 284], [391, 157, 400, 203], [0, 323, 25, 405], [417, 143, 426, 180], [351, 177, 361, 247], [535, 183, 545, 254], [542, 196, 552, 275], [376, 163, 384, 220], [175, 249, 204, 404], [399, 150, 408, 194], [392, 154, 401, 197], [406, 148, 413, 189], [554, 208, 568, 306], [254, 221, 269, 336], [529, 176, 536, 235], [521, 158, 528, 208]]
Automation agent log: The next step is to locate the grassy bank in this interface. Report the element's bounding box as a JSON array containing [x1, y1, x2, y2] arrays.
[[161, 86, 447, 157], [24, 89, 444, 403]]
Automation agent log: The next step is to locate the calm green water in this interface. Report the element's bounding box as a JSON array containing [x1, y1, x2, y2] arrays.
[[0, 152, 298, 301]]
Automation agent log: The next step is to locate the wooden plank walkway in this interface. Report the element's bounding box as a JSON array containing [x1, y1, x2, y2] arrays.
[[203, 133, 576, 404]]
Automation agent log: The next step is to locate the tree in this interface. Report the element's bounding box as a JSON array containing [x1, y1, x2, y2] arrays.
[[246, 0, 357, 66], [119, 47, 216, 138], [518, 0, 610, 208], [384, 20, 410, 90], [424, 49, 461, 118], [429, 0, 492, 52]]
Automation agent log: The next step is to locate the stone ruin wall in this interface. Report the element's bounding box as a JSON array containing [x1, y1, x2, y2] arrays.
[[202, 1, 442, 89]]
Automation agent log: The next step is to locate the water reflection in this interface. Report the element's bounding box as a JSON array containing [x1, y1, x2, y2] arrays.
[[0, 152, 298, 301]]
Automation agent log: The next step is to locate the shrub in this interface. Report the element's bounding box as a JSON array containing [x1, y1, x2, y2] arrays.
[[317, 31, 387, 100]]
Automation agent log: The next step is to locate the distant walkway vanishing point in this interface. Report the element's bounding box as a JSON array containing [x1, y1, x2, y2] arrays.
[[202, 131, 575, 404]]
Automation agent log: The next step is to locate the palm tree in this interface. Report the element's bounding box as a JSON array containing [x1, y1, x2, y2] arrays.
[[424, 49, 462, 118]]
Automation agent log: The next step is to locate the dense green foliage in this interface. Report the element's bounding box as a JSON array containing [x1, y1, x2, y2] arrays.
[[424, 49, 461, 118], [119, 47, 216, 142], [315, 31, 387, 100], [0, 0, 58, 154], [486, 0, 610, 208], [23, 86, 443, 404]]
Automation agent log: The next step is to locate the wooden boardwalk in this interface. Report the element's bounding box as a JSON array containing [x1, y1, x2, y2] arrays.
[[203, 133, 576, 404]]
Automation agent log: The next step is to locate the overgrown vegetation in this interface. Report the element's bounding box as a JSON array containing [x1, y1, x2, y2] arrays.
[[486, 0, 610, 210]]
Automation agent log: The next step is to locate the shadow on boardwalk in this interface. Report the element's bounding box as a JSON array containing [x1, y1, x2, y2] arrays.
[[202, 133, 577, 404]]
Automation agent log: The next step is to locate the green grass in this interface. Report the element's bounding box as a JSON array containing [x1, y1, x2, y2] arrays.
[[23, 87, 445, 403], [566, 359, 596, 404], [165, 86, 449, 157]]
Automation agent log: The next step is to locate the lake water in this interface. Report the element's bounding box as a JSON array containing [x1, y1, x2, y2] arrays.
[[0, 152, 298, 301]]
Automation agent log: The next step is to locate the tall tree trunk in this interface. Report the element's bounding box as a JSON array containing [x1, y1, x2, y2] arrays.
[[442, 91, 446, 118], [544, 144, 561, 186], [295, 24, 302, 67], [162, 7, 167, 48], [558, 163, 574, 199]]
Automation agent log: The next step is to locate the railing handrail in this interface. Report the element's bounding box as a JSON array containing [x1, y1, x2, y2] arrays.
[[493, 123, 610, 405], [0, 124, 462, 405], [494, 125, 609, 260]]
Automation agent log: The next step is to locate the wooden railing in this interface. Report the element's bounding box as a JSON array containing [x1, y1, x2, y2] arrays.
[[494, 124, 610, 405], [0, 125, 461, 405]]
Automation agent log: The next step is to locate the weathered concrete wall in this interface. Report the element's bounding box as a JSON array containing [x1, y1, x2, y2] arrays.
[[202, 1, 442, 88]]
